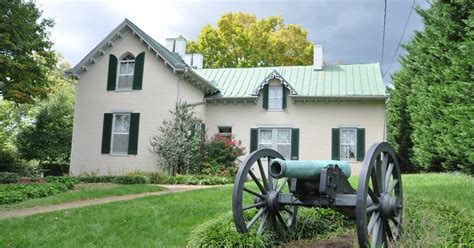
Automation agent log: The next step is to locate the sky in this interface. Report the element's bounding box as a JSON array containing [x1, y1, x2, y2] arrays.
[[36, 0, 429, 84]]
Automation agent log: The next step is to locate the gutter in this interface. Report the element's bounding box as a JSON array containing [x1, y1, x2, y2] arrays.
[[290, 95, 389, 101]]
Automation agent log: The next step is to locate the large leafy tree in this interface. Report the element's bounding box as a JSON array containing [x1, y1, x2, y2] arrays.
[[187, 12, 314, 68], [0, 0, 56, 103], [387, 0, 473, 174], [12, 55, 74, 166]]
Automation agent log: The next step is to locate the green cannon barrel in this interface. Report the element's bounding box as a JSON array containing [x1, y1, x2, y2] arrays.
[[269, 159, 351, 180]]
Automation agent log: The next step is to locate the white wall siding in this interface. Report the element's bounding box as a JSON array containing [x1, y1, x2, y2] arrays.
[[70, 29, 204, 175]]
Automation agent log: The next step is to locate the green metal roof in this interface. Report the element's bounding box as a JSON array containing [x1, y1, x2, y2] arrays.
[[196, 64, 387, 98]]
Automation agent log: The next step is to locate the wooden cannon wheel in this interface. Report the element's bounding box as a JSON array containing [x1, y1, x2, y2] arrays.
[[232, 149, 297, 234], [356, 142, 403, 247]]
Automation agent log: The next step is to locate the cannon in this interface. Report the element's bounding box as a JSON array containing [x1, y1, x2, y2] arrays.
[[232, 142, 403, 247]]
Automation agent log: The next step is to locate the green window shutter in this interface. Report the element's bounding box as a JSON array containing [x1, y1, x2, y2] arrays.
[[101, 113, 113, 154], [128, 113, 140, 155], [132, 52, 145, 90], [357, 128, 365, 161], [291, 128, 299, 160], [331, 128, 340, 160], [107, 55, 118, 91], [282, 87, 287, 109], [262, 84, 269, 109], [250, 128, 258, 152]]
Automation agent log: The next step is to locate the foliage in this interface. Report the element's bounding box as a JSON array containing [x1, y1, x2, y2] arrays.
[[76, 175, 149, 185], [0, 172, 20, 184], [0, 182, 68, 205], [387, 0, 473, 173], [0, 0, 57, 103], [44, 176, 78, 189], [137, 171, 233, 185], [202, 134, 244, 177], [187, 212, 274, 247], [187, 208, 352, 247], [149, 101, 204, 175], [15, 88, 74, 165], [187, 12, 314, 68]]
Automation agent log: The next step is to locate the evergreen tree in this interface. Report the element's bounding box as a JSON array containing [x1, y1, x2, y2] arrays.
[[387, 0, 473, 173]]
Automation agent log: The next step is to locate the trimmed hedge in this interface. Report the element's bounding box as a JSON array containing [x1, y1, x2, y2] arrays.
[[77, 175, 149, 184], [144, 172, 233, 185]]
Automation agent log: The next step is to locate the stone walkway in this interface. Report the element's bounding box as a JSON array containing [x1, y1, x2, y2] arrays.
[[0, 184, 213, 220]]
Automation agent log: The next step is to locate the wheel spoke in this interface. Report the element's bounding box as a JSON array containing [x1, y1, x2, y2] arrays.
[[257, 209, 269, 234], [246, 207, 265, 230], [367, 204, 379, 214], [368, 211, 380, 234], [387, 179, 398, 195], [243, 202, 265, 211], [371, 169, 381, 196], [384, 219, 394, 241], [276, 178, 288, 192], [267, 157, 274, 190], [385, 162, 394, 191], [284, 207, 294, 215], [380, 153, 388, 191], [276, 212, 288, 230], [371, 219, 381, 247], [257, 159, 269, 191], [390, 216, 400, 226], [368, 187, 379, 203], [248, 170, 266, 194], [243, 187, 264, 199]]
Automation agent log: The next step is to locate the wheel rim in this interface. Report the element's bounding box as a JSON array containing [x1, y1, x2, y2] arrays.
[[232, 149, 298, 234], [356, 142, 403, 248]]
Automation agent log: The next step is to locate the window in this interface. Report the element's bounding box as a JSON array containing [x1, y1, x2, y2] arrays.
[[116, 54, 135, 90], [258, 129, 291, 159], [218, 126, 232, 135], [268, 85, 283, 110], [111, 113, 130, 154], [340, 128, 356, 160]]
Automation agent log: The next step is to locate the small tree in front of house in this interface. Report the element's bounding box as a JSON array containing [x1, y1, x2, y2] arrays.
[[149, 101, 204, 175]]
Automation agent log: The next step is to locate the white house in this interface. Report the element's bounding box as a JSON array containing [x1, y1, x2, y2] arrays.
[[67, 19, 388, 176]]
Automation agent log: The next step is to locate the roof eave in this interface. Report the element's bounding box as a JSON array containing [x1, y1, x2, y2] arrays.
[[69, 19, 183, 79]]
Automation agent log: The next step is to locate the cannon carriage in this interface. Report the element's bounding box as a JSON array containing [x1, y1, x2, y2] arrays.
[[232, 142, 403, 247]]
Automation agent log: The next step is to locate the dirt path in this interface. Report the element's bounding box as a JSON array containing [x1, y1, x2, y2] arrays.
[[0, 184, 214, 220]]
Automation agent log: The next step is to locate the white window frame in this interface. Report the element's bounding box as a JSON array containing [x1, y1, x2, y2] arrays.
[[268, 85, 283, 110], [116, 54, 135, 91], [258, 128, 291, 159], [340, 128, 357, 161], [110, 113, 131, 155]]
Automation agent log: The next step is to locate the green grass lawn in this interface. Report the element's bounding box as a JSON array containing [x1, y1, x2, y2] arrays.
[[0, 183, 164, 211], [0, 173, 472, 247]]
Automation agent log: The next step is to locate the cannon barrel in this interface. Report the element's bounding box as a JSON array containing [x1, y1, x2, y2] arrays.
[[269, 159, 351, 180]]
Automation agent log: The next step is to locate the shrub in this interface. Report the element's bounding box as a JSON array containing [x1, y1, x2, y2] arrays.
[[187, 208, 353, 247], [113, 175, 149, 184], [0, 172, 20, 184], [202, 134, 244, 177], [76, 175, 149, 184], [187, 212, 274, 247], [45, 176, 78, 189]]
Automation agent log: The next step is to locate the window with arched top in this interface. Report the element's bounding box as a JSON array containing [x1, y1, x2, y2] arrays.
[[116, 53, 135, 90]]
